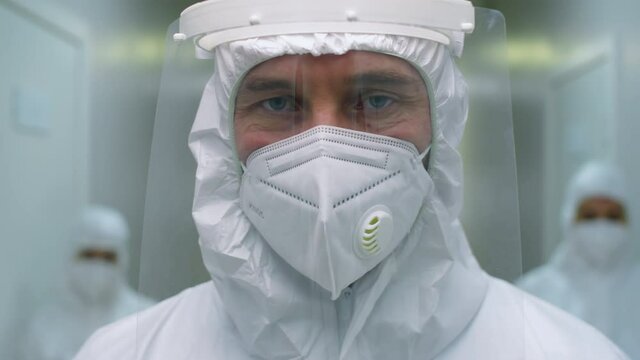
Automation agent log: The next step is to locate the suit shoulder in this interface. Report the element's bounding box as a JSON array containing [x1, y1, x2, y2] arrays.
[[496, 279, 629, 359], [74, 281, 217, 360]]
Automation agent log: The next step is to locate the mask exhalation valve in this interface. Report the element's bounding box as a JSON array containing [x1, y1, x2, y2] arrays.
[[355, 206, 393, 258]]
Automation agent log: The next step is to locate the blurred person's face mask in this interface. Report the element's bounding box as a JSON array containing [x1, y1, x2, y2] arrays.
[[235, 52, 433, 299], [569, 220, 630, 270], [69, 251, 121, 304]]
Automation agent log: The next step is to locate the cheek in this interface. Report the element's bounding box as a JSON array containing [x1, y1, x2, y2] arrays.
[[411, 117, 432, 152], [383, 115, 431, 153], [235, 132, 265, 164], [234, 118, 264, 163], [235, 130, 290, 163], [394, 97, 432, 152]]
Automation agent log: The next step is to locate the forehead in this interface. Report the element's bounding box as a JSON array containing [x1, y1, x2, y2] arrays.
[[578, 196, 624, 210], [78, 247, 117, 254], [241, 51, 424, 85]]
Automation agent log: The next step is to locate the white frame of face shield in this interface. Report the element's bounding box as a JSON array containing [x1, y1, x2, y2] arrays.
[[176, 0, 475, 56]]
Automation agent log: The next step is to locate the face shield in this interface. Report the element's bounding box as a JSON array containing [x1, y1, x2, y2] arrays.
[[138, 1, 521, 358]]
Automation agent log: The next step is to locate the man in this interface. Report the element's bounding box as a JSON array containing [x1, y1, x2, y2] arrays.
[[76, 0, 628, 358], [518, 162, 640, 358], [23, 205, 155, 359]]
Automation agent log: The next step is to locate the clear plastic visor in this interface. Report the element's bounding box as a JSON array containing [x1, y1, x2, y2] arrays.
[[138, 7, 522, 301]]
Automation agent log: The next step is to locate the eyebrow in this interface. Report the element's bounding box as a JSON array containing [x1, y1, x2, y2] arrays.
[[238, 70, 423, 94], [240, 78, 294, 93], [346, 71, 423, 87]]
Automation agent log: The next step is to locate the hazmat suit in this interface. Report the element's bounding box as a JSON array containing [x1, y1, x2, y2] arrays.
[[23, 206, 155, 360], [518, 162, 640, 358], [76, 0, 628, 359]]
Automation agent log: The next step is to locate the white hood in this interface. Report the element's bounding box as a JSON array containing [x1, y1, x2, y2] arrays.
[[188, 34, 488, 359], [517, 162, 640, 354]]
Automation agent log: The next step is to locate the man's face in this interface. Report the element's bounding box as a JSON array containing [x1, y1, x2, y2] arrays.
[[234, 51, 431, 163]]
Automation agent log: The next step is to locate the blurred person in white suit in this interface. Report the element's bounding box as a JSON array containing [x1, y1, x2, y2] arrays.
[[22, 205, 154, 360], [518, 161, 640, 357]]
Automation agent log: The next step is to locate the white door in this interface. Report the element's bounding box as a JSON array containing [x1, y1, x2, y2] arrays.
[[0, 1, 88, 357]]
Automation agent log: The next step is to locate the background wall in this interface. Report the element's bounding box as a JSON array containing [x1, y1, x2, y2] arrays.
[[0, 0, 200, 357], [52, 0, 199, 289], [480, 0, 640, 272]]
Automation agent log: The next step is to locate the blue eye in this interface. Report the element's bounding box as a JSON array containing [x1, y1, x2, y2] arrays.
[[262, 96, 295, 112], [366, 95, 393, 109]]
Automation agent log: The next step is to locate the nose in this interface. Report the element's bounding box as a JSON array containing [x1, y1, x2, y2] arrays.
[[304, 100, 360, 131]]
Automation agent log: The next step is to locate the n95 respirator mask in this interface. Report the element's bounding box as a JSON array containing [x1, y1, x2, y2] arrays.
[[240, 126, 431, 299]]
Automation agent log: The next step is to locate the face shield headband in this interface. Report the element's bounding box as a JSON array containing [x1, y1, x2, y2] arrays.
[[176, 0, 475, 58]]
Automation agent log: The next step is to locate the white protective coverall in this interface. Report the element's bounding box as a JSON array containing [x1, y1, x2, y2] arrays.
[[76, 32, 628, 360], [518, 162, 640, 358], [23, 206, 155, 360]]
